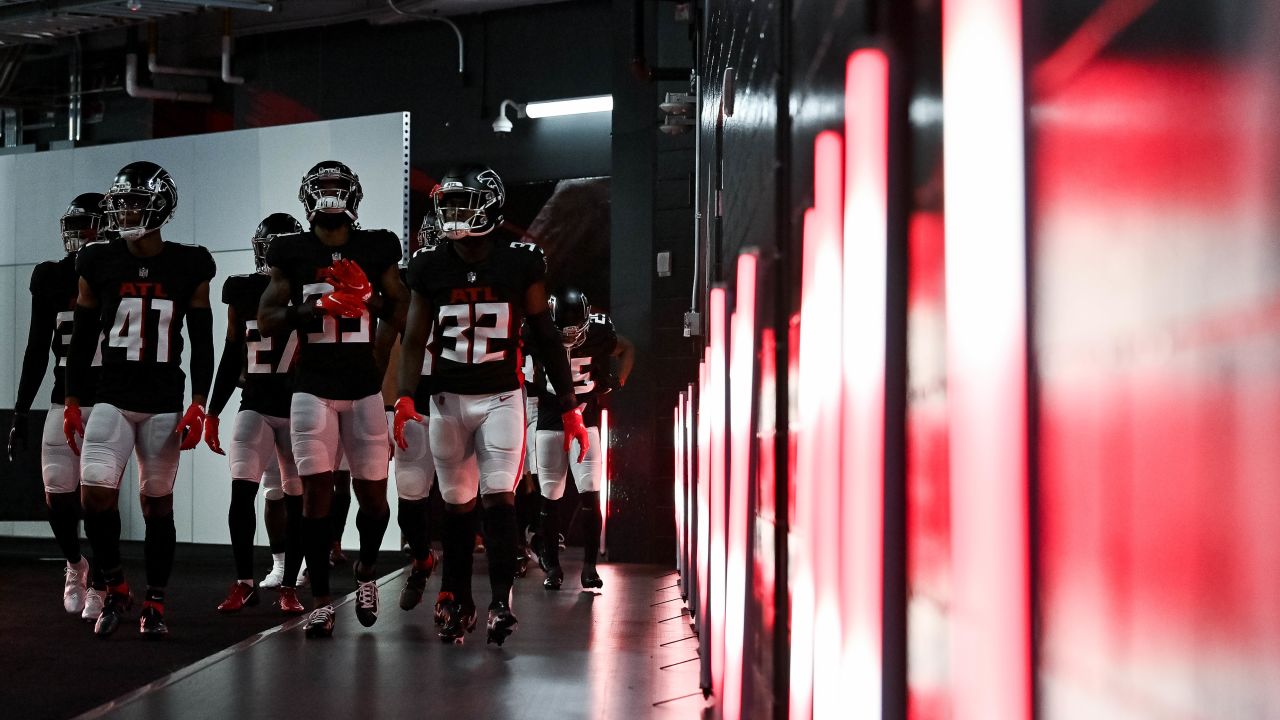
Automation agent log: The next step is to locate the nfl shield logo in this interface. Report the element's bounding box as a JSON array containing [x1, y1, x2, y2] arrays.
[[332, 252, 342, 262], [138, 267, 149, 278], [466, 271, 477, 283]]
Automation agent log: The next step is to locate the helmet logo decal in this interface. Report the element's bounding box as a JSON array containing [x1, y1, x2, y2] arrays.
[[466, 271, 477, 283], [332, 252, 342, 262], [138, 267, 149, 278], [476, 169, 502, 192]]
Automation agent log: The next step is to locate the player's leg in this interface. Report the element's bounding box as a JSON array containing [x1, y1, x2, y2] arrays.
[[259, 463, 287, 587], [217, 410, 272, 612], [269, 416, 306, 615], [393, 414, 436, 611], [290, 392, 341, 637], [429, 392, 481, 643], [41, 404, 90, 614], [79, 403, 134, 637], [340, 394, 392, 628], [135, 409, 183, 638], [535, 430, 570, 590], [476, 391, 527, 645], [516, 394, 539, 570], [329, 451, 352, 566], [570, 427, 605, 588]]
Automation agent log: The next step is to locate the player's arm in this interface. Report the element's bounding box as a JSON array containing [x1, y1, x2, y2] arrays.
[[208, 304, 243, 419], [392, 289, 433, 448], [613, 333, 636, 388], [187, 282, 214, 408], [62, 278, 100, 454], [373, 264, 409, 371], [9, 286, 58, 460], [258, 267, 309, 338], [525, 281, 576, 411]]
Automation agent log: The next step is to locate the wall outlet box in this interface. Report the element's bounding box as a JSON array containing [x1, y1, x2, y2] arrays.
[[656, 251, 672, 277], [683, 310, 702, 337]]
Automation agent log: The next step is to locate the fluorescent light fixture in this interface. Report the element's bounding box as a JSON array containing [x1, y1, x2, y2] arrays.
[[524, 94, 613, 118]]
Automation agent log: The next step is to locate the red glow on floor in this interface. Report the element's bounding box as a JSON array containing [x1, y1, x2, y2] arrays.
[[943, 0, 1032, 718]]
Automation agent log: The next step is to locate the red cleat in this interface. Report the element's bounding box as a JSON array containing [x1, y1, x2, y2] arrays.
[[277, 587, 305, 615], [216, 581, 259, 613]]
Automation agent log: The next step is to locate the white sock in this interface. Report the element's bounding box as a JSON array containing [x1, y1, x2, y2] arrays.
[[271, 552, 285, 568]]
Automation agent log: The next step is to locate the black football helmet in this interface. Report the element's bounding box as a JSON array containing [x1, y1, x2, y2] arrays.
[[416, 210, 443, 250], [61, 192, 105, 253], [102, 161, 177, 240], [252, 213, 302, 274], [548, 287, 590, 349], [431, 164, 505, 239], [299, 160, 363, 222]]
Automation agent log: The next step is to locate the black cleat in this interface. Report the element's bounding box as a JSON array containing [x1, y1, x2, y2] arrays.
[[304, 605, 336, 638], [581, 564, 604, 589], [139, 601, 168, 638], [515, 548, 532, 578], [433, 591, 452, 626], [94, 586, 133, 638], [486, 601, 518, 646], [543, 565, 564, 590], [400, 554, 436, 611], [438, 599, 477, 644], [354, 562, 380, 627]]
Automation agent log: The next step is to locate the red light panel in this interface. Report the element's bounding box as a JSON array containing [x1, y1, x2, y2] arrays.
[[708, 286, 729, 700]]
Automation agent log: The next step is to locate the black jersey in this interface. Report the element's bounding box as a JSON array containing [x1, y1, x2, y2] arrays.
[[223, 273, 296, 418], [29, 254, 100, 406], [77, 237, 216, 414], [535, 313, 617, 430], [406, 239, 546, 395], [265, 228, 401, 401]]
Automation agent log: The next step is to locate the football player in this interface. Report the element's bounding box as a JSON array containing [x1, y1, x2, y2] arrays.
[[258, 161, 409, 638], [206, 213, 307, 616], [64, 162, 217, 638], [532, 288, 634, 590], [7, 193, 105, 620], [394, 164, 588, 645]]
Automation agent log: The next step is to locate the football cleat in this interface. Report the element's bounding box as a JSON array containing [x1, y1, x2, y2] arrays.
[[354, 564, 380, 627], [329, 542, 348, 567], [139, 601, 168, 638], [486, 600, 518, 646], [260, 562, 286, 589], [543, 565, 564, 591], [438, 598, 477, 644], [94, 585, 132, 638], [399, 553, 437, 611], [514, 547, 533, 578], [581, 564, 604, 589], [277, 587, 305, 615], [473, 533, 485, 554], [304, 605, 336, 638], [217, 581, 259, 613], [81, 588, 104, 622], [433, 591, 453, 626], [63, 558, 89, 614]]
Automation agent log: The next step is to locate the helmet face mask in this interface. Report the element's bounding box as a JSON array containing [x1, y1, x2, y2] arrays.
[[299, 161, 363, 223], [416, 211, 443, 250], [431, 165, 505, 240], [548, 287, 590, 349], [251, 213, 303, 274], [60, 192, 105, 254], [102, 162, 176, 241]]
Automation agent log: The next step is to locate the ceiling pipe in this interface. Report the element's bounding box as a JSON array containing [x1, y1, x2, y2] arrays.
[[220, 11, 243, 85], [386, 0, 464, 74], [125, 53, 212, 103], [147, 23, 220, 79]]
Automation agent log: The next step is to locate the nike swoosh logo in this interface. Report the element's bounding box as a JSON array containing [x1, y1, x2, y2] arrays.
[[498, 394, 514, 402]]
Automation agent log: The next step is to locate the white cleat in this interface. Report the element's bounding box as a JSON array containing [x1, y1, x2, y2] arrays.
[[63, 558, 89, 614], [81, 588, 104, 622], [260, 564, 286, 589]]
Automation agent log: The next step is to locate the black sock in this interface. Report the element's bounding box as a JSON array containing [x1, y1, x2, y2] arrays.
[[397, 498, 431, 563], [264, 497, 287, 554], [143, 512, 176, 588], [355, 502, 390, 573], [441, 509, 476, 604], [228, 480, 258, 580], [303, 516, 332, 598], [484, 503, 518, 605], [90, 565, 106, 592], [283, 495, 304, 589], [46, 492, 83, 564], [515, 483, 537, 549], [83, 507, 122, 582], [330, 477, 352, 544], [580, 491, 602, 564], [540, 498, 562, 568]]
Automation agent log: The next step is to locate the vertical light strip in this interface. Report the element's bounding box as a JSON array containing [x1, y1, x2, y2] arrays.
[[793, 131, 846, 720], [600, 408, 610, 555], [674, 397, 684, 584], [697, 358, 711, 647], [707, 286, 729, 700], [841, 48, 890, 718], [724, 251, 759, 719], [943, 1, 1031, 719]]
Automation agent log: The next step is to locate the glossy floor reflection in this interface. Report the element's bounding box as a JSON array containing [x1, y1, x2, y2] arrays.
[[80, 561, 707, 720]]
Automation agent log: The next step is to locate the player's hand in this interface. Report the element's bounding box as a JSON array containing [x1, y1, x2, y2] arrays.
[[176, 403, 207, 451], [316, 290, 366, 319], [7, 412, 29, 462], [63, 403, 85, 456], [323, 259, 372, 303], [393, 396, 424, 450], [204, 415, 225, 455], [561, 406, 589, 463]]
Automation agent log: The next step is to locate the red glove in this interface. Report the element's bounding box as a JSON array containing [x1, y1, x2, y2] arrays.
[[323, 259, 372, 303], [176, 404, 207, 451], [315, 290, 366, 319], [562, 406, 589, 463], [63, 402, 85, 456], [204, 415, 225, 455], [393, 396, 424, 450]]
